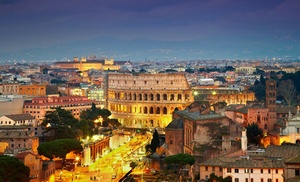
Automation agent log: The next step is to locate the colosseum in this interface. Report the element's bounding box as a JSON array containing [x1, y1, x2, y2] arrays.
[[106, 72, 194, 129]]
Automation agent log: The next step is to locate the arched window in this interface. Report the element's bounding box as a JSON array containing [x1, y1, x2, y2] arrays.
[[163, 107, 167, 114], [185, 94, 189, 101], [264, 124, 267, 130], [156, 94, 160, 101], [144, 107, 148, 114], [149, 107, 154, 114], [139, 94, 142, 100], [156, 107, 160, 114], [144, 94, 148, 101], [150, 94, 154, 101], [177, 94, 182, 101], [129, 93, 132, 100], [163, 94, 167, 101], [124, 93, 127, 100], [133, 93, 137, 100], [170, 94, 175, 101]]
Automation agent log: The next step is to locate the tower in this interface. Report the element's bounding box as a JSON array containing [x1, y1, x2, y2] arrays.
[[266, 79, 277, 131]]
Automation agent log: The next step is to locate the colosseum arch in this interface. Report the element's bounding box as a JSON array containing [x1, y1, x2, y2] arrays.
[[144, 107, 148, 114], [150, 94, 154, 101], [149, 107, 154, 114], [163, 94, 167, 101], [156, 94, 160, 101], [178, 94, 182, 101], [185, 94, 190, 101], [133, 93, 137, 100], [156, 107, 160, 114], [129, 93, 132, 100], [144, 93, 148, 100], [163, 107, 167, 114], [170, 94, 175, 101]]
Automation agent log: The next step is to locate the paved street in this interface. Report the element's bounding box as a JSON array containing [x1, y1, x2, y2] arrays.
[[52, 134, 151, 182]]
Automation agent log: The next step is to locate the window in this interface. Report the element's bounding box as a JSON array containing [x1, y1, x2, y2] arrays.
[[251, 179, 253, 182], [261, 179, 264, 182], [245, 169, 249, 173], [276, 169, 278, 174], [212, 167, 215, 171], [234, 178, 239, 182], [205, 166, 208, 171], [261, 169, 263, 173], [251, 169, 253, 173], [227, 168, 231, 173], [246, 179, 248, 182], [268, 169, 271, 173], [267, 179, 272, 182], [235, 169, 239, 173], [295, 169, 300, 176]]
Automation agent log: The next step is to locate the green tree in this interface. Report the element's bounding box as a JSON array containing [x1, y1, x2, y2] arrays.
[[150, 129, 160, 153], [165, 153, 195, 179], [207, 173, 231, 182], [76, 119, 95, 138], [38, 139, 83, 166], [246, 123, 263, 145], [41, 107, 79, 141], [0, 155, 30, 182]]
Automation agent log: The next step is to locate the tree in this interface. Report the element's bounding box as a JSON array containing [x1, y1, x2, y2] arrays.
[[246, 123, 263, 145], [0, 155, 30, 182], [41, 107, 79, 141], [207, 173, 231, 182], [150, 129, 160, 153], [38, 139, 83, 166], [277, 79, 297, 106], [165, 153, 195, 179]]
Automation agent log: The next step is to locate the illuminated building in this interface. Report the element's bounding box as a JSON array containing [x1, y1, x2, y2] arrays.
[[88, 88, 105, 102], [193, 87, 255, 105], [23, 96, 103, 123], [53, 57, 131, 72], [106, 72, 194, 128], [19, 84, 46, 96]]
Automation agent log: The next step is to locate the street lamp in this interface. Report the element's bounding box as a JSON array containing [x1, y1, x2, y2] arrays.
[[59, 171, 63, 180]]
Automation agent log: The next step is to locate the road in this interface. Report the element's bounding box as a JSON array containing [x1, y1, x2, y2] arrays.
[[52, 134, 151, 182]]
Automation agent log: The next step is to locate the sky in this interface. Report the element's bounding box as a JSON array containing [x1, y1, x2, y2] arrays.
[[0, 0, 300, 61]]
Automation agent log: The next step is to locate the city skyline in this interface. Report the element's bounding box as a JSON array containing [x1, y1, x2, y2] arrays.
[[0, 0, 300, 61]]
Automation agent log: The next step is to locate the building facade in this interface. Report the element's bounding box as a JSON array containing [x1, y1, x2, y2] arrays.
[[19, 84, 46, 96], [106, 72, 194, 128], [53, 57, 130, 72], [23, 96, 103, 123]]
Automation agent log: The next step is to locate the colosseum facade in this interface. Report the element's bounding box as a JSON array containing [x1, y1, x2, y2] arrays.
[[106, 72, 194, 128]]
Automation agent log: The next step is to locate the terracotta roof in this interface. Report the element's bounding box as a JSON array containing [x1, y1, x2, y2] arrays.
[[16, 152, 36, 159], [285, 154, 300, 164], [236, 106, 249, 114], [200, 156, 239, 166], [226, 158, 284, 168], [5, 113, 34, 121], [286, 176, 300, 182], [175, 110, 225, 121], [265, 143, 300, 161]]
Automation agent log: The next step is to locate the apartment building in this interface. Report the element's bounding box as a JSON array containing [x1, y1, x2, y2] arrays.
[[23, 95, 103, 123]]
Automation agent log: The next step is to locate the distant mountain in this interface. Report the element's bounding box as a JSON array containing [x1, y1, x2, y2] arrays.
[[0, 36, 299, 62]]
